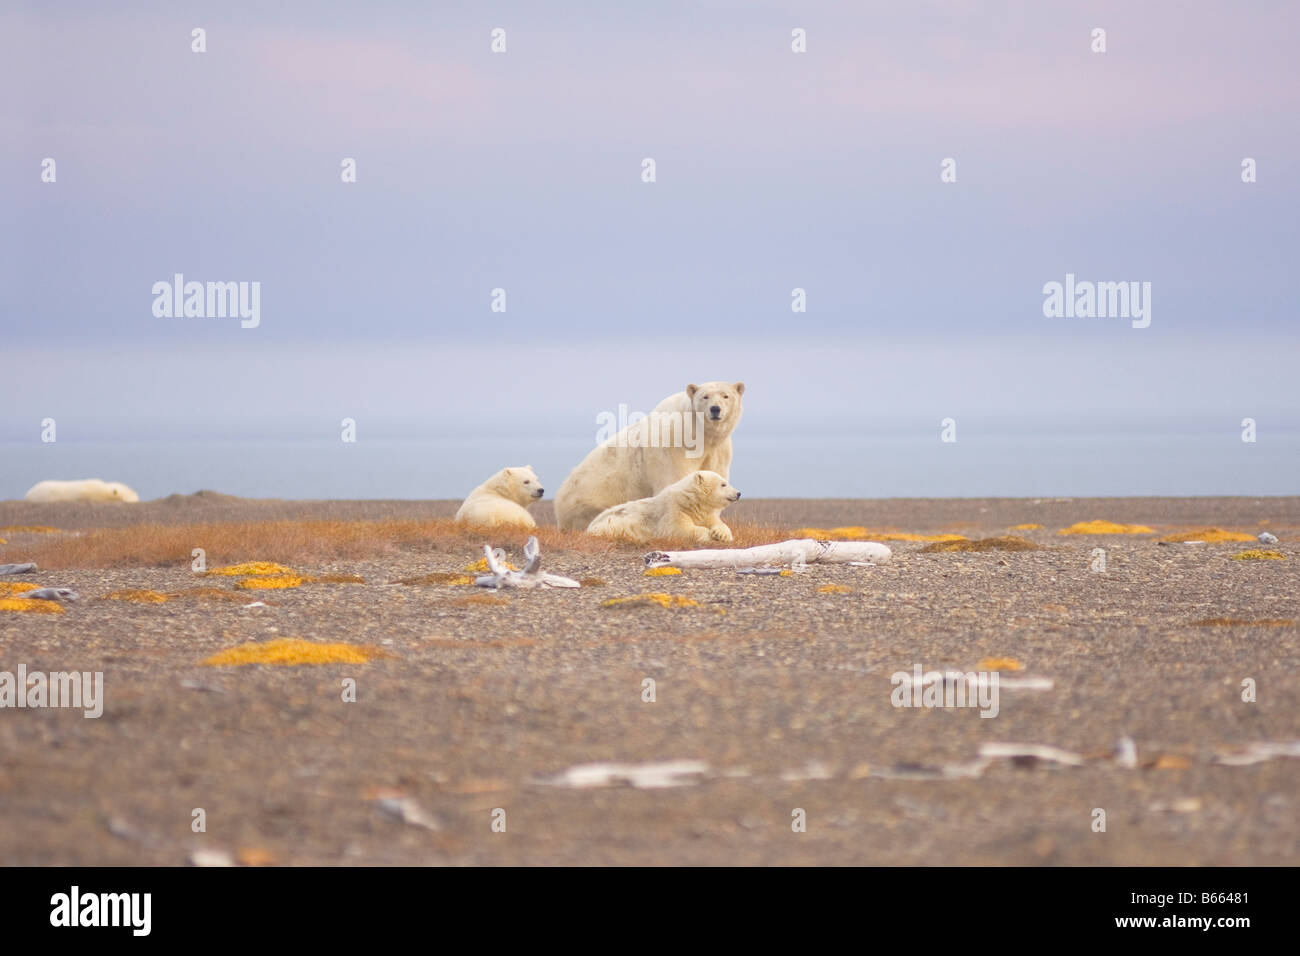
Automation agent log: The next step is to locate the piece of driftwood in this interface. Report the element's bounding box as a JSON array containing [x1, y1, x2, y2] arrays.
[[0, 563, 38, 575], [645, 538, 891, 570], [474, 536, 580, 589], [18, 587, 78, 602]]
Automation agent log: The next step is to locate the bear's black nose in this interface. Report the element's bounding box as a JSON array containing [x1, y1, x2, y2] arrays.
[[709, 405, 721, 417], [735, 492, 741, 499]]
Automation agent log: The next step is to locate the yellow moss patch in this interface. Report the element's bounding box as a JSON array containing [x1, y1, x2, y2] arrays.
[[818, 584, 854, 594], [602, 593, 701, 610], [795, 527, 966, 542], [167, 587, 255, 603], [977, 657, 1024, 671], [1011, 523, 1043, 530], [0, 581, 45, 595], [0, 597, 63, 614], [236, 574, 305, 589], [1058, 521, 1156, 535], [1191, 618, 1294, 627], [1162, 528, 1256, 543], [105, 589, 169, 604], [202, 637, 387, 667], [396, 572, 475, 586], [0, 525, 61, 534], [205, 561, 298, 577], [644, 566, 682, 577], [920, 535, 1040, 553], [462, 557, 517, 573], [1231, 550, 1285, 561]]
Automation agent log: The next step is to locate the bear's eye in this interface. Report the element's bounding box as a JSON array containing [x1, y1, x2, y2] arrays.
[[722, 394, 729, 398], [523, 480, 530, 485]]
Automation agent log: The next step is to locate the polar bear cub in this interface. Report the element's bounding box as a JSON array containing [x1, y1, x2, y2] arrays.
[[586, 470, 741, 545], [554, 381, 744, 531], [455, 466, 544, 530], [24, 479, 140, 503]]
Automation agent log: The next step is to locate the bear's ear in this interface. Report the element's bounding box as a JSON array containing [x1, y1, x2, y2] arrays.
[[504, 468, 515, 476], [733, 382, 745, 396], [686, 384, 699, 399], [694, 472, 706, 485]]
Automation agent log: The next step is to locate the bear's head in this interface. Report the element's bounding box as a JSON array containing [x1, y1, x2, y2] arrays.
[[495, 466, 544, 507], [685, 381, 744, 429], [689, 470, 742, 509], [103, 482, 140, 503]]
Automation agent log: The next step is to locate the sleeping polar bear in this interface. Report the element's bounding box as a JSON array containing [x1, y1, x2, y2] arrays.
[[555, 381, 744, 531], [455, 466, 544, 530], [24, 479, 140, 503], [586, 471, 741, 545]]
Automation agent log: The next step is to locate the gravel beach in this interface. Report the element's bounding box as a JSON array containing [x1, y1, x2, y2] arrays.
[[1, 495, 1297, 866]]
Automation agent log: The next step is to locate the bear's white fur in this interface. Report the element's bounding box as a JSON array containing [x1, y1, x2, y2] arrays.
[[555, 381, 744, 530], [455, 466, 544, 530], [24, 479, 140, 503], [586, 470, 741, 545]]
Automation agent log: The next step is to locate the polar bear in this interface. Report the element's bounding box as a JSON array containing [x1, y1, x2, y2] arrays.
[[554, 381, 744, 530], [586, 470, 741, 545], [24, 479, 140, 503], [455, 466, 544, 530]]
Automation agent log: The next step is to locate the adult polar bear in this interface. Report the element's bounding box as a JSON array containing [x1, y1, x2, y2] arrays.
[[25, 479, 139, 503], [554, 381, 744, 531]]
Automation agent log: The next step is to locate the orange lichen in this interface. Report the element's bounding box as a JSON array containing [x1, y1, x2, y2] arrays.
[[1058, 521, 1155, 535], [202, 638, 387, 667], [795, 527, 966, 542], [396, 572, 475, 586], [105, 589, 169, 604], [1231, 550, 1285, 561], [1162, 528, 1256, 543], [462, 557, 517, 573], [817, 584, 854, 594], [205, 561, 297, 577], [235, 574, 305, 589], [1011, 523, 1043, 531], [0, 597, 63, 614], [977, 657, 1024, 671], [166, 587, 254, 602], [921, 536, 1040, 553], [601, 593, 701, 609], [0, 581, 46, 596], [644, 567, 682, 577]]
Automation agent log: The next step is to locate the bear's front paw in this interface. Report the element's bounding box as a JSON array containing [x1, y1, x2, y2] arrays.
[[709, 525, 734, 543]]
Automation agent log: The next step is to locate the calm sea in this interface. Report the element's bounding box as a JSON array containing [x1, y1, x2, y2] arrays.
[[3, 431, 1296, 501]]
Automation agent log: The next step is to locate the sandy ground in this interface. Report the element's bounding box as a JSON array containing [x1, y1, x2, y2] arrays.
[[1, 495, 1298, 866]]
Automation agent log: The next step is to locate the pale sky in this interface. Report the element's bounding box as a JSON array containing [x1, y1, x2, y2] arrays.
[[3, 1, 1297, 452]]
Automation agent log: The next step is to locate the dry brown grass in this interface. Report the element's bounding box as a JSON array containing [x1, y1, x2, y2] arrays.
[[0, 517, 792, 570]]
